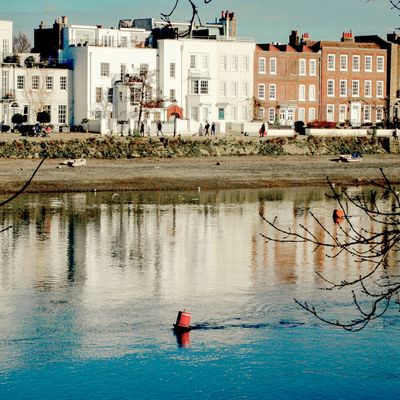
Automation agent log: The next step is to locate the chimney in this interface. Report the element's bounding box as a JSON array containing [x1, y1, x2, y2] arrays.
[[289, 30, 300, 47], [341, 30, 354, 42]]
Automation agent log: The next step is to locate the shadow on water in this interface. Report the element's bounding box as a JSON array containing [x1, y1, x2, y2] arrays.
[[190, 319, 305, 331]]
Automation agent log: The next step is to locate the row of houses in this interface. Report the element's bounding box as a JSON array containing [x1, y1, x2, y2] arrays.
[[0, 12, 399, 134]]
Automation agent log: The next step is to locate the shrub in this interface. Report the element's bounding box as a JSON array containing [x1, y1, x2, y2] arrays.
[[1, 125, 10, 133]]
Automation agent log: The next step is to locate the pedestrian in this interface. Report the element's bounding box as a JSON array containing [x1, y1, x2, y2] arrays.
[[157, 120, 163, 136], [211, 122, 216, 136], [140, 121, 145, 137], [204, 121, 210, 135], [259, 123, 266, 137]]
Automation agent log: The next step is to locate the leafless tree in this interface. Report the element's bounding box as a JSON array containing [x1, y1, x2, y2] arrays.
[[13, 32, 32, 54], [260, 169, 400, 331], [389, 0, 400, 11], [161, 0, 213, 37]]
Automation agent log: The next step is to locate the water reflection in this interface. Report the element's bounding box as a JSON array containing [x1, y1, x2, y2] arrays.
[[0, 187, 397, 369]]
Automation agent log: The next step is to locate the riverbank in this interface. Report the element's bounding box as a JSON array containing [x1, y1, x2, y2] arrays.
[[0, 154, 399, 194]]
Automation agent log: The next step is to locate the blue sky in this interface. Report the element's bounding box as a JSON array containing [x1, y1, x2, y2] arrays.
[[1, 0, 399, 43]]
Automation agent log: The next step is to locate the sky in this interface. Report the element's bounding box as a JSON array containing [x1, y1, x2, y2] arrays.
[[1, 0, 400, 44]]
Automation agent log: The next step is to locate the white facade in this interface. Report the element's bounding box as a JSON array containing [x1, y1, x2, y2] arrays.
[[0, 63, 72, 127], [158, 37, 255, 124], [0, 20, 13, 60]]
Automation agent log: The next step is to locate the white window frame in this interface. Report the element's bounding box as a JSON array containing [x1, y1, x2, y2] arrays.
[[309, 85, 316, 101], [364, 80, 372, 97], [339, 80, 347, 97], [258, 107, 265, 120], [268, 107, 275, 123], [46, 76, 53, 91], [326, 104, 335, 122], [299, 84, 306, 101], [231, 55, 238, 72], [241, 81, 249, 97], [364, 105, 372, 122], [376, 80, 384, 98], [309, 59, 317, 76], [259, 57, 266, 74], [352, 55, 360, 72], [327, 54, 335, 71], [60, 76, 67, 91], [308, 107, 316, 122], [376, 106, 383, 122], [220, 55, 227, 72], [339, 104, 347, 123], [231, 81, 238, 97], [58, 105, 67, 124], [352, 80, 360, 97], [169, 63, 176, 79], [269, 84, 276, 100], [377, 56, 384, 72], [100, 62, 110, 77], [258, 83, 265, 99], [299, 59, 306, 76], [365, 56, 372, 72], [190, 54, 196, 69], [298, 107, 305, 122], [340, 55, 348, 71], [220, 81, 227, 97], [327, 79, 335, 97], [32, 75, 39, 91], [17, 75, 25, 90], [269, 57, 277, 75], [241, 55, 249, 72]]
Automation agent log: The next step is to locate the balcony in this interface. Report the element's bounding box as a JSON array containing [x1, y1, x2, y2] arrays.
[[1, 90, 15, 100]]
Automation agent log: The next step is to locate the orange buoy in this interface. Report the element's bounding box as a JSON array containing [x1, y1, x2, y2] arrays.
[[332, 209, 345, 223], [173, 309, 192, 332]]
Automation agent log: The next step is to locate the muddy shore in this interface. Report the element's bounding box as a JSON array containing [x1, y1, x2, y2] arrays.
[[0, 154, 399, 194]]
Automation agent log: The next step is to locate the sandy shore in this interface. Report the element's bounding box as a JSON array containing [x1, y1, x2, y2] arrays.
[[0, 154, 399, 194]]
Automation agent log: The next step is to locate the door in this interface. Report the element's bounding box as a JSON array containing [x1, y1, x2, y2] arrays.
[[350, 103, 361, 127]]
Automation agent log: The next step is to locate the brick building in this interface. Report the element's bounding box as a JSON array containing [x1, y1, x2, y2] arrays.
[[307, 31, 387, 126], [254, 32, 320, 126]]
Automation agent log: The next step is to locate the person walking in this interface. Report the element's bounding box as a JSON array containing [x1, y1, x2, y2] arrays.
[[157, 120, 163, 136], [204, 121, 210, 135], [211, 122, 216, 136], [140, 121, 145, 137], [259, 123, 266, 137]]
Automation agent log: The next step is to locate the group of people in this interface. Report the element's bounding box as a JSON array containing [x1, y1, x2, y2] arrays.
[[198, 121, 216, 136], [139, 120, 163, 137]]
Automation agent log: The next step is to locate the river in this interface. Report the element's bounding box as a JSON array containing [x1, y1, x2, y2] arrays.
[[0, 187, 399, 399]]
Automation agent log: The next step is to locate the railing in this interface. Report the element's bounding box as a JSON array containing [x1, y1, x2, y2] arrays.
[[0, 90, 15, 100], [69, 39, 146, 48]]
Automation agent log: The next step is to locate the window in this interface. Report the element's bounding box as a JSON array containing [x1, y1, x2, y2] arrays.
[[241, 81, 249, 97], [108, 88, 113, 103], [202, 55, 208, 70], [96, 87, 102, 103], [364, 105, 371, 122], [364, 80, 372, 97], [259, 57, 266, 74], [46, 76, 53, 91], [190, 80, 199, 94], [268, 108, 275, 122], [352, 80, 360, 97], [219, 81, 227, 97], [309, 59, 317, 76], [352, 55, 360, 72], [258, 84, 265, 99], [308, 108, 316, 122], [298, 108, 305, 122], [190, 55, 196, 69], [220, 55, 227, 71], [100, 63, 110, 77], [327, 79, 335, 97], [299, 85, 306, 101], [365, 56, 372, 72], [170, 63, 176, 78], [270, 57, 277, 74], [120, 64, 126, 80], [60, 76, 67, 91], [340, 55, 348, 71], [339, 80, 347, 97], [218, 107, 225, 120], [44, 105, 51, 121], [17, 75, 25, 90], [258, 107, 265, 120], [241, 55, 249, 72], [377, 56, 384, 72], [32, 75, 39, 91], [231, 81, 238, 97], [139, 63, 148, 75], [231, 55, 238, 72], [169, 89, 176, 101], [376, 107, 383, 122], [299, 59, 306, 76], [23, 105, 29, 122], [3, 39, 9, 55], [242, 106, 249, 121], [327, 54, 335, 71], [306, 85, 315, 102], [200, 80, 208, 94], [326, 104, 334, 122], [120, 36, 128, 47], [269, 84, 276, 100], [230, 106, 237, 121], [376, 81, 384, 98], [58, 105, 67, 124], [339, 104, 347, 122], [190, 106, 199, 121]]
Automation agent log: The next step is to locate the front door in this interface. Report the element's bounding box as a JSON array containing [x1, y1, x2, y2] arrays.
[[350, 103, 361, 127]]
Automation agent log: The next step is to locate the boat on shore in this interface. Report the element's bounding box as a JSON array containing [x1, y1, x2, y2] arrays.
[[339, 153, 363, 162]]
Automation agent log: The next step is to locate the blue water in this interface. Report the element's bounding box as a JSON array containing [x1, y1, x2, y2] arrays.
[[0, 189, 399, 399]]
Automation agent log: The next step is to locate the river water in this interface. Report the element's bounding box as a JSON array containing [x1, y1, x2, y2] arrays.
[[0, 188, 399, 399]]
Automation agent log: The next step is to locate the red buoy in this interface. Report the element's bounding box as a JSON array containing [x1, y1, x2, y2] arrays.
[[174, 309, 192, 332], [332, 209, 345, 223]]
